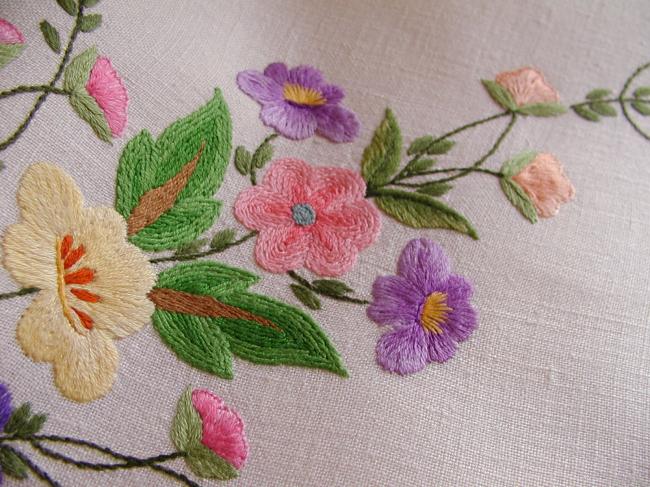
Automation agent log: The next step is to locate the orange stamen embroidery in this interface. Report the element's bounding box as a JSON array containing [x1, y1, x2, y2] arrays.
[[71, 307, 94, 330], [64, 244, 86, 269], [64, 268, 95, 285], [70, 288, 101, 303], [60, 234, 73, 259]]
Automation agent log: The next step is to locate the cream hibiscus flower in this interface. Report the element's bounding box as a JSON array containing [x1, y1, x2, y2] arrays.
[[1, 163, 155, 402]]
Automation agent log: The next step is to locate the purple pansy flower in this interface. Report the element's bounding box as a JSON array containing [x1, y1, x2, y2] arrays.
[[0, 383, 12, 485], [236, 62, 360, 142], [368, 239, 478, 375]]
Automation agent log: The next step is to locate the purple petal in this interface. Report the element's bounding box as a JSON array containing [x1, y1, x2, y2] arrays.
[[441, 275, 477, 342], [0, 383, 12, 431], [320, 84, 345, 104], [236, 70, 283, 104], [263, 62, 289, 85], [367, 275, 422, 327], [260, 102, 317, 140], [287, 65, 325, 90], [376, 326, 429, 375], [425, 332, 457, 362], [397, 238, 451, 292], [314, 104, 360, 143]]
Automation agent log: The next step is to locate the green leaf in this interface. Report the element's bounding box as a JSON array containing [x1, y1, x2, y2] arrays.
[[79, 14, 102, 33], [63, 46, 98, 91], [586, 88, 611, 100], [0, 44, 25, 70], [500, 151, 536, 177], [185, 444, 238, 480], [589, 101, 616, 117], [425, 139, 455, 155], [82, 0, 101, 7], [129, 198, 220, 251], [632, 100, 650, 116], [4, 404, 31, 435], [290, 284, 321, 310], [69, 91, 112, 142], [56, 0, 77, 15], [210, 229, 236, 250], [361, 108, 402, 187], [518, 103, 567, 117], [634, 86, 650, 99], [406, 135, 434, 156], [233, 146, 251, 175], [311, 279, 353, 296], [500, 178, 538, 223], [154, 262, 347, 377], [39, 20, 61, 53], [251, 141, 273, 169], [572, 105, 600, 122], [170, 387, 202, 452], [175, 238, 208, 256], [404, 157, 436, 174], [21, 414, 47, 436], [115, 89, 232, 250], [152, 310, 233, 379], [416, 182, 453, 197], [373, 188, 478, 239], [0, 447, 28, 479], [482, 79, 517, 111]]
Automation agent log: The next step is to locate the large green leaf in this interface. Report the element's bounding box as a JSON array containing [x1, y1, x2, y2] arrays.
[[361, 108, 402, 187], [373, 188, 478, 239]]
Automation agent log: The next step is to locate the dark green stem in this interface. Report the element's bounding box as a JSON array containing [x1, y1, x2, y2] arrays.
[[2, 445, 60, 487], [149, 230, 257, 264], [0, 287, 38, 301], [287, 271, 370, 305], [0, 85, 70, 100], [392, 167, 503, 186], [0, 2, 85, 152], [618, 62, 650, 141], [250, 132, 279, 185]]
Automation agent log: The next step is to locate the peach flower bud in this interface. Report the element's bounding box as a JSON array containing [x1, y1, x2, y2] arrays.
[[496, 67, 559, 106]]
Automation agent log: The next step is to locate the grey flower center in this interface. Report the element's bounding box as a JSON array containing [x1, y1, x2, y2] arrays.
[[292, 203, 316, 226]]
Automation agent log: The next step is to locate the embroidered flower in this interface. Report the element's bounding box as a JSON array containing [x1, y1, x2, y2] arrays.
[[237, 62, 360, 142], [85, 56, 128, 137], [1, 163, 155, 402], [234, 158, 381, 276], [0, 18, 25, 69], [495, 67, 560, 106], [368, 239, 477, 375], [512, 153, 575, 218]]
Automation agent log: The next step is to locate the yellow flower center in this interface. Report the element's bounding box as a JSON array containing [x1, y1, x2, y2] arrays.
[[283, 83, 326, 106], [420, 292, 452, 334], [55, 234, 100, 333]]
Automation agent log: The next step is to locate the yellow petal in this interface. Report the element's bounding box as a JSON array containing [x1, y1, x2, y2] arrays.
[[16, 291, 69, 362]]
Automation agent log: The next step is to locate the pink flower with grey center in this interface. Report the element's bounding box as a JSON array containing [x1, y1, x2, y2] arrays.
[[234, 158, 381, 277], [495, 67, 560, 106]]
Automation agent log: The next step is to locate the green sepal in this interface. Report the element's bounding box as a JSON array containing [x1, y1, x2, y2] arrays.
[[210, 229, 236, 250], [69, 91, 112, 142], [0, 447, 28, 479], [0, 44, 25, 70], [63, 46, 98, 92], [572, 105, 600, 122], [588, 101, 616, 117], [518, 103, 567, 117], [481, 79, 517, 111], [632, 100, 650, 116], [233, 146, 251, 175], [361, 108, 402, 187], [185, 444, 238, 480], [416, 182, 453, 197], [56, 0, 77, 15], [79, 13, 102, 33], [170, 387, 202, 451], [373, 188, 478, 239], [500, 178, 538, 223], [500, 151, 536, 177], [290, 284, 321, 310], [586, 88, 611, 100], [39, 20, 61, 53]]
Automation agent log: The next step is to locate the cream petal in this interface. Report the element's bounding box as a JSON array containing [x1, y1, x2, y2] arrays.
[[2, 221, 57, 290], [53, 329, 119, 402]]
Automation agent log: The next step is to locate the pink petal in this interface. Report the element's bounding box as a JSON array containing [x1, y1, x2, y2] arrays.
[[309, 166, 367, 209], [259, 158, 312, 203], [305, 224, 360, 276], [0, 19, 24, 44], [85, 57, 128, 136], [317, 200, 381, 250], [495, 67, 560, 106], [192, 390, 248, 470], [234, 186, 293, 231], [254, 225, 310, 273]]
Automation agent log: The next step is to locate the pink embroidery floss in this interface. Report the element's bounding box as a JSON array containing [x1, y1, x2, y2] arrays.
[[85, 56, 128, 136]]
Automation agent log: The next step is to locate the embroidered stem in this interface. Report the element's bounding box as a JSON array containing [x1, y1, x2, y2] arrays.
[[0, 2, 85, 152], [393, 167, 503, 186], [149, 230, 257, 264], [0, 85, 70, 100], [250, 133, 278, 185], [0, 286, 39, 301], [2, 445, 61, 487], [287, 271, 370, 305]]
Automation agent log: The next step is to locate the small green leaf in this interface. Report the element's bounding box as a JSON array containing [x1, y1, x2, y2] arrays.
[[500, 151, 536, 177], [406, 135, 434, 156], [82, 0, 101, 7], [404, 157, 436, 174], [251, 141, 274, 169], [589, 101, 616, 117], [586, 88, 611, 100], [518, 103, 567, 117], [185, 444, 238, 480], [416, 182, 453, 197], [153, 310, 234, 379], [425, 139, 455, 155], [482, 79, 517, 111], [312, 279, 353, 296], [63, 46, 98, 91], [290, 284, 321, 310], [170, 387, 202, 452], [632, 100, 650, 116], [373, 188, 478, 239], [572, 105, 600, 122], [21, 414, 47, 436], [4, 404, 31, 435], [69, 91, 112, 142], [361, 108, 402, 187], [175, 238, 208, 256], [0, 447, 28, 479], [210, 229, 236, 250], [39, 20, 61, 53], [233, 146, 251, 175], [0, 44, 25, 70], [79, 14, 102, 33], [56, 0, 77, 15], [500, 178, 538, 223], [634, 86, 650, 99]]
